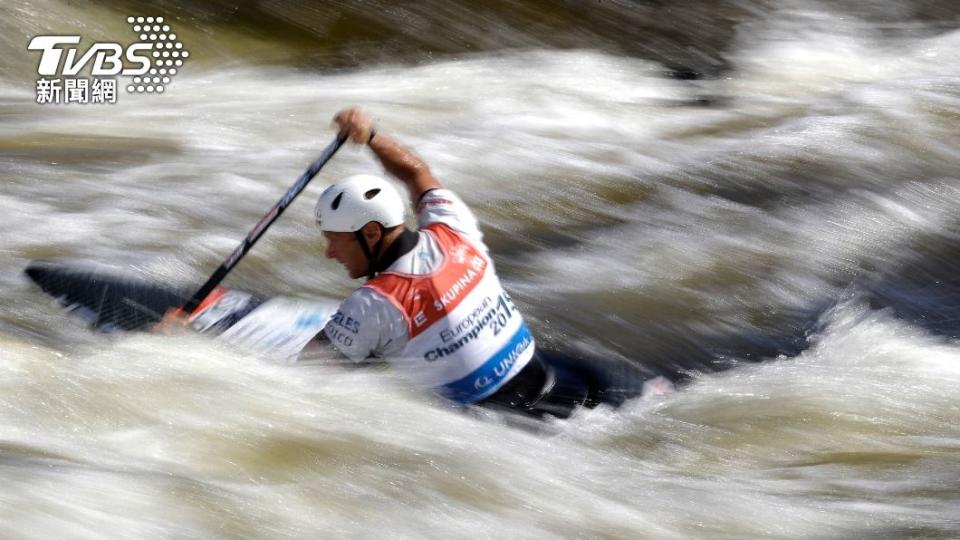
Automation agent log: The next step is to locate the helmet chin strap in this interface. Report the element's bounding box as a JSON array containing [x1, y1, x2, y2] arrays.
[[354, 225, 385, 280]]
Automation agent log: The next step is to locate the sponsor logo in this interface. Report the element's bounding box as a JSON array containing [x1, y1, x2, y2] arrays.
[[472, 332, 532, 391], [27, 16, 189, 105], [330, 311, 360, 334], [438, 323, 534, 403], [451, 244, 468, 264], [432, 266, 481, 312], [417, 197, 453, 211], [325, 325, 354, 348]]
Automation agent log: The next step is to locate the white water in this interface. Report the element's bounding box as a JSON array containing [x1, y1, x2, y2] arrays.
[[3, 3, 960, 538], [1, 303, 959, 538]]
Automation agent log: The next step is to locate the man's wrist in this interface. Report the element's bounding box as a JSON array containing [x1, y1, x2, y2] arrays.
[[367, 128, 377, 145]]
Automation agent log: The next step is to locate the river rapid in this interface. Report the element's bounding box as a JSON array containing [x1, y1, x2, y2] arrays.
[[2, 0, 960, 538]]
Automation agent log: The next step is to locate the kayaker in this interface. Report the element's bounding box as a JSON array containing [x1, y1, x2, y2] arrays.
[[317, 107, 593, 417]]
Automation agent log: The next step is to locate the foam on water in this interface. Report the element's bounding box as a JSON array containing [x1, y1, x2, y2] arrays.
[[1, 300, 959, 538]]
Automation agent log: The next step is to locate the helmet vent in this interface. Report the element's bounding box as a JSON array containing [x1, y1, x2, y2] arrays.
[[331, 192, 344, 210], [364, 188, 381, 200]]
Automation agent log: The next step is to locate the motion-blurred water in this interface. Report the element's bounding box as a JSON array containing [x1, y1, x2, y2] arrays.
[[2, 0, 960, 537]]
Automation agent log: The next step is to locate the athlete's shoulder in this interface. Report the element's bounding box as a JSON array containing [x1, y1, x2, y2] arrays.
[[416, 189, 485, 245], [324, 288, 405, 361], [417, 188, 459, 210]]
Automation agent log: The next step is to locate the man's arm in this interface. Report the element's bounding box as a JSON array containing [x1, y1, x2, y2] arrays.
[[334, 108, 441, 207]]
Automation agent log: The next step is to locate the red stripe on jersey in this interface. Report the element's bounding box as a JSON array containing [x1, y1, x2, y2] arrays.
[[363, 223, 488, 338]]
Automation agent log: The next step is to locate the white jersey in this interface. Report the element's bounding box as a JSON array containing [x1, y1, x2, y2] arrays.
[[322, 189, 535, 403]]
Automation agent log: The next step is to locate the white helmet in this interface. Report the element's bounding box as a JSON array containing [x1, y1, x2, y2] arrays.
[[315, 174, 406, 232]]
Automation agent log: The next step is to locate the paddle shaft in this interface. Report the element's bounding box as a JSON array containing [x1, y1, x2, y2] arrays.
[[182, 134, 347, 314]]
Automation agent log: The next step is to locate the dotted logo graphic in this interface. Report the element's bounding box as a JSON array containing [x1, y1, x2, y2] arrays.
[[125, 16, 188, 94]]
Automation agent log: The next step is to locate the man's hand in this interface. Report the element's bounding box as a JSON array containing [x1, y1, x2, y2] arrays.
[[331, 106, 441, 206], [334, 107, 375, 145], [152, 307, 192, 334]]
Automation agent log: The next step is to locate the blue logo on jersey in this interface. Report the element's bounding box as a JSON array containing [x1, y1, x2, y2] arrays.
[[440, 324, 534, 404]]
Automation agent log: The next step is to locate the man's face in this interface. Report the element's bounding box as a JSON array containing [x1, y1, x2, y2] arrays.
[[322, 230, 369, 279]]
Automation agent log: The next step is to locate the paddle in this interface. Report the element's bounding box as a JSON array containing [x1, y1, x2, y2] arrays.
[[180, 133, 347, 315]]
